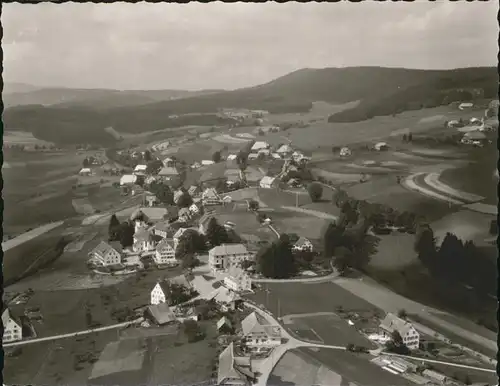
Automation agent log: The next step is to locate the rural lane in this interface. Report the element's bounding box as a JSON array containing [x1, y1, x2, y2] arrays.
[[3, 318, 144, 348]]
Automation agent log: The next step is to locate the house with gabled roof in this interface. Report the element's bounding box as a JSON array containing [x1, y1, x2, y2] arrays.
[[379, 313, 420, 350], [208, 244, 252, 272], [178, 207, 192, 223], [151, 280, 172, 305], [259, 176, 277, 189], [154, 239, 177, 266], [224, 267, 252, 293], [133, 229, 160, 253], [88, 241, 122, 266], [292, 237, 314, 252], [217, 316, 234, 334], [198, 214, 214, 235], [240, 312, 282, 351], [217, 342, 255, 386], [173, 227, 190, 250], [251, 141, 270, 151], [173, 189, 185, 205], [152, 221, 172, 239], [202, 187, 221, 206], [189, 202, 201, 215], [134, 164, 148, 174], [2, 308, 23, 343], [188, 185, 201, 197], [145, 303, 177, 326]]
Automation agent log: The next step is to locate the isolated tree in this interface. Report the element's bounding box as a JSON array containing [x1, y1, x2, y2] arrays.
[[119, 222, 135, 248], [182, 320, 205, 342], [212, 151, 222, 163], [146, 159, 163, 174], [408, 132, 413, 142], [108, 214, 121, 241], [82, 158, 90, 167], [333, 246, 351, 275], [489, 219, 498, 235], [397, 309, 408, 319], [143, 150, 152, 162], [177, 192, 193, 208], [402, 134, 408, 142], [150, 182, 174, 205], [257, 236, 296, 279], [307, 182, 323, 202], [323, 222, 345, 258], [248, 200, 259, 211]]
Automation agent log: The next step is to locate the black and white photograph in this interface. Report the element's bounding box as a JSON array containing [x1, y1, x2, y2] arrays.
[[2, 1, 499, 385]]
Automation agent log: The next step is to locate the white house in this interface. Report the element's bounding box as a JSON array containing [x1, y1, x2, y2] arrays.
[[292, 237, 314, 252], [79, 168, 92, 176], [374, 142, 389, 151], [173, 227, 189, 250], [271, 153, 282, 160], [224, 268, 252, 293], [226, 154, 238, 161], [259, 176, 277, 189], [276, 144, 293, 155], [202, 187, 221, 206], [120, 174, 138, 186], [340, 147, 352, 157], [133, 230, 157, 253], [134, 164, 148, 174], [208, 244, 252, 272], [150, 280, 171, 305], [251, 141, 270, 151], [2, 308, 23, 343], [189, 203, 201, 215], [88, 241, 122, 266], [162, 157, 175, 167], [248, 153, 259, 161], [379, 313, 420, 350], [191, 162, 201, 170], [173, 189, 185, 204], [154, 239, 177, 266], [241, 312, 282, 352], [202, 160, 215, 166], [459, 102, 474, 110]]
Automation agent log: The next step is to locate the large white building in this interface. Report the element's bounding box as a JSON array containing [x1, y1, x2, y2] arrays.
[[154, 239, 177, 266], [2, 308, 23, 343], [379, 313, 420, 350], [259, 176, 277, 189], [120, 174, 138, 186], [88, 241, 122, 266], [208, 244, 252, 272]]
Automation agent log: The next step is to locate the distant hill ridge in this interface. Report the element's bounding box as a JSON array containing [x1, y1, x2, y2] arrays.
[[3, 66, 497, 144]]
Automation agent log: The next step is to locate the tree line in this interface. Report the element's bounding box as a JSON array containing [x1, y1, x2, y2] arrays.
[[414, 225, 496, 298]]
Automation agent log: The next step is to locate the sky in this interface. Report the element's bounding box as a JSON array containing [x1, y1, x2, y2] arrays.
[[2, 1, 498, 91]]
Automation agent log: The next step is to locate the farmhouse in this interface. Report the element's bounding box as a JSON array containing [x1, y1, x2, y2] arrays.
[[79, 168, 92, 176], [189, 202, 201, 215], [162, 157, 175, 167], [145, 303, 177, 326], [120, 174, 138, 186], [240, 312, 282, 351], [259, 176, 277, 189], [224, 267, 252, 293], [202, 187, 221, 206], [251, 141, 270, 151], [2, 308, 23, 343], [158, 166, 179, 178], [292, 237, 314, 252], [134, 164, 147, 174], [374, 142, 389, 151], [150, 280, 172, 305], [89, 241, 122, 266], [154, 239, 177, 266], [276, 144, 293, 155], [217, 342, 255, 386], [208, 244, 252, 272], [379, 313, 420, 350]]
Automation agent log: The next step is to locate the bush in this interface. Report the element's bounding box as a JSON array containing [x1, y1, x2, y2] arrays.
[[307, 182, 323, 202]]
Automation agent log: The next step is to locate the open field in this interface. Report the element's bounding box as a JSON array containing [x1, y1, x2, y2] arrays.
[[252, 105, 481, 151], [4, 130, 55, 147], [4, 330, 118, 385], [268, 210, 330, 241], [299, 348, 413, 386], [369, 233, 417, 270], [269, 349, 356, 386]]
